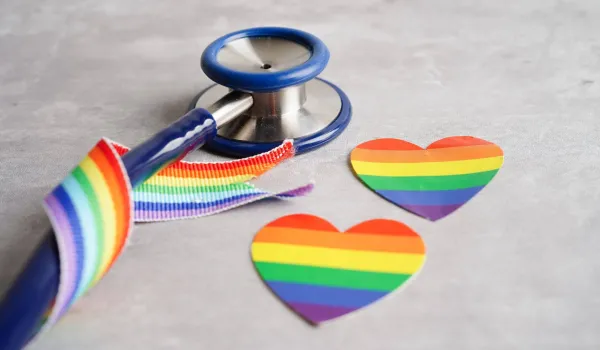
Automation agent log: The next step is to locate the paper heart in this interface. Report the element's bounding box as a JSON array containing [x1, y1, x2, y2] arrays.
[[251, 214, 426, 325], [350, 136, 504, 221]]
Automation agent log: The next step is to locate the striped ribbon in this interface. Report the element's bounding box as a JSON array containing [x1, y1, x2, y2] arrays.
[[110, 140, 313, 222], [38, 138, 311, 336]]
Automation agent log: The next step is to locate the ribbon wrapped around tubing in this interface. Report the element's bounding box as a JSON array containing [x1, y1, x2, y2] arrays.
[[0, 108, 313, 350]]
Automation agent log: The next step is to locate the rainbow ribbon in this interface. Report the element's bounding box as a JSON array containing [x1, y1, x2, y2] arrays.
[[40, 138, 311, 333], [110, 140, 313, 222], [41, 139, 133, 330]]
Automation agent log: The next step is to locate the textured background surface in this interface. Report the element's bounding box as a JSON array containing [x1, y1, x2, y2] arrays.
[[1, 0, 600, 349]]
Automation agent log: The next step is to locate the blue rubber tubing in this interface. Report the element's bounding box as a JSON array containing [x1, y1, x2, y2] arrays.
[[192, 77, 352, 158], [0, 109, 219, 350], [200, 27, 330, 92]]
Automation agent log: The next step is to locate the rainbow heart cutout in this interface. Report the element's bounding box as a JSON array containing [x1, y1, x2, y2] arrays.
[[251, 214, 426, 325], [350, 136, 504, 221]]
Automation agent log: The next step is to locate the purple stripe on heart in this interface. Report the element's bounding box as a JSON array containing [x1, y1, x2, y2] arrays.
[[288, 302, 357, 323], [399, 204, 464, 221]]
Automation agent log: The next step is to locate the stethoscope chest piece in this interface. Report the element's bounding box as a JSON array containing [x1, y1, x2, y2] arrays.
[[190, 27, 352, 157]]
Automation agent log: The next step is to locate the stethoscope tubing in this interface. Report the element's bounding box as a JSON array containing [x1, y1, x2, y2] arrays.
[[0, 108, 218, 350]]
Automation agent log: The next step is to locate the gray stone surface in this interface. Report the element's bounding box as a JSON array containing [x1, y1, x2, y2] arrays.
[[1, 0, 600, 349]]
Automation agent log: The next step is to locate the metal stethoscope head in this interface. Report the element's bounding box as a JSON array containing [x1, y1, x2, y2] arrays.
[[191, 27, 352, 157]]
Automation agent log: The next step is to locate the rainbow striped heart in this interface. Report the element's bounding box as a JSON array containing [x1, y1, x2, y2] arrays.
[[350, 136, 504, 221], [251, 214, 426, 325]]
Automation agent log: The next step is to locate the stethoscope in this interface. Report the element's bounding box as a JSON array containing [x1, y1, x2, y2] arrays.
[[0, 27, 351, 350]]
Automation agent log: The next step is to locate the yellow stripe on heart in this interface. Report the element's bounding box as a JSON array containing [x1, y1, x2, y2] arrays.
[[352, 156, 503, 176], [252, 242, 425, 274]]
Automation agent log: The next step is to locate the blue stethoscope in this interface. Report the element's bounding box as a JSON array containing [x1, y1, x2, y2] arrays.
[[0, 27, 351, 350]]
